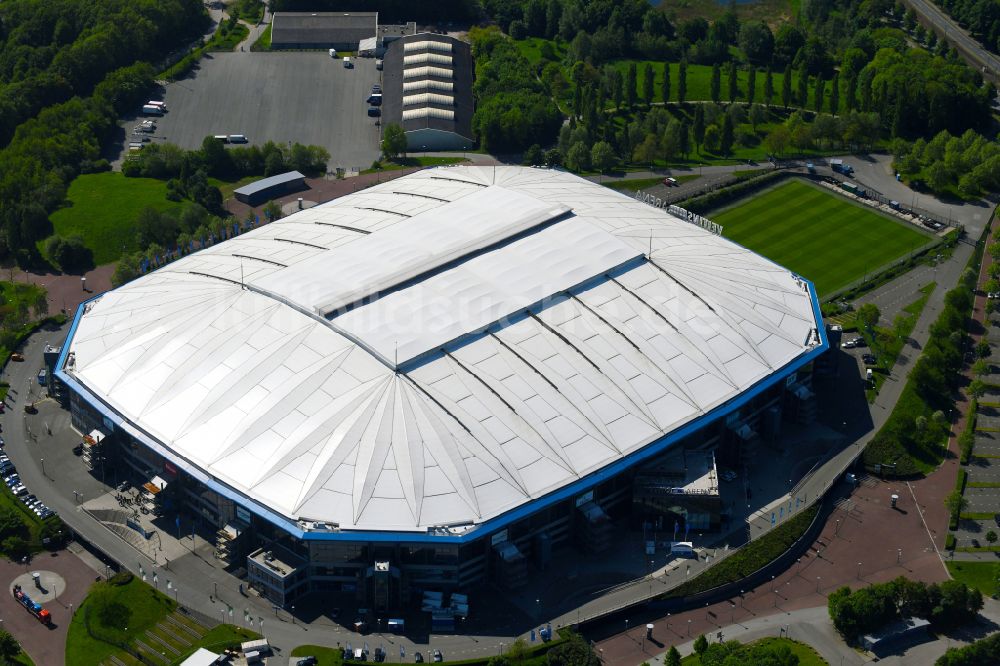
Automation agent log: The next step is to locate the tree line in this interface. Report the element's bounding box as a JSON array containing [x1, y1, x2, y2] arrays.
[[892, 129, 1000, 198], [931, 0, 1000, 55], [828, 577, 982, 640], [0, 0, 207, 147]]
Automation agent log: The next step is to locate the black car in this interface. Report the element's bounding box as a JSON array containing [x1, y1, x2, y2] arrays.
[[367, 107, 381, 117], [415, 652, 424, 663], [367, 95, 382, 106], [994, 513, 1000, 527], [296, 658, 318, 666], [862, 354, 877, 365]]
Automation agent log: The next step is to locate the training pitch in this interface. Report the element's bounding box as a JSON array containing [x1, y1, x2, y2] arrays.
[[712, 180, 933, 296]]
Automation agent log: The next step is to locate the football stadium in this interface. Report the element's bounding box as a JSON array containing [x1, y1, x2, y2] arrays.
[[55, 167, 826, 613]]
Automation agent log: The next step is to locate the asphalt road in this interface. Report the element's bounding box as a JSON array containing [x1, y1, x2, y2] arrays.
[[123, 52, 381, 171], [900, 0, 1000, 82]]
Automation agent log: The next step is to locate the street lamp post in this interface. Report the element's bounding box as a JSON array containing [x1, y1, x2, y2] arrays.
[[897, 548, 902, 564], [40, 458, 44, 478], [816, 577, 821, 592], [857, 562, 862, 580], [687, 619, 691, 637]]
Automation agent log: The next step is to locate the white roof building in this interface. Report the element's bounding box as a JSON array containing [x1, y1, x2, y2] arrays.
[[61, 167, 823, 538]]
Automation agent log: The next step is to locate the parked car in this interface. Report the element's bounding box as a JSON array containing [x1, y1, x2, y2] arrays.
[[343, 57, 353, 68], [297, 657, 318, 666], [862, 354, 877, 365], [433, 650, 443, 662], [371, 84, 381, 94], [994, 513, 1000, 527], [663, 177, 678, 186], [720, 470, 738, 482], [989, 292, 1000, 299], [375, 59, 383, 70], [414, 652, 424, 663], [367, 106, 381, 117], [9, 353, 23, 362]]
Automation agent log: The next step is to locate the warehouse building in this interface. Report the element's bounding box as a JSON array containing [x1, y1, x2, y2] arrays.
[[56, 166, 825, 612], [270, 11, 378, 51], [382, 34, 474, 151], [233, 171, 306, 206]]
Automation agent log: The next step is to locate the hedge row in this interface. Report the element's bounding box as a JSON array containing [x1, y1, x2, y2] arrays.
[[663, 504, 819, 599]]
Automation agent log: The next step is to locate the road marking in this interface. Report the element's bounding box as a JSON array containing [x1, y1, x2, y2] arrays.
[[906, 480, 949, 576]]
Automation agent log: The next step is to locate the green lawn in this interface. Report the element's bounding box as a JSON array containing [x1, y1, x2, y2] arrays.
[[680, 637, 827, 665], [291, 644, 343, 666], [66, 575, 177, 666], [251, 23, 271, 50], [49, 172, 186, 265], [946, 561, 998, 596], [712, 180, 931, 296]]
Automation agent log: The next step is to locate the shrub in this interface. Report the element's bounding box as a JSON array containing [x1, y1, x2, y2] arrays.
[[108, 571, 134, 586], [945, 533, 956, 550]]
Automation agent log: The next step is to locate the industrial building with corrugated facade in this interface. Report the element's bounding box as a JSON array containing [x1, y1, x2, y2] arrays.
[[55, 166, 825, 613], [381, 34, 474, 151]]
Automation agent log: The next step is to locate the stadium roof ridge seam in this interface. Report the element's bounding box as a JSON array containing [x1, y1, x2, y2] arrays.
[[231, 253, 288, 268], [273, 237, 329, 250], [391, 190, 451, 202]]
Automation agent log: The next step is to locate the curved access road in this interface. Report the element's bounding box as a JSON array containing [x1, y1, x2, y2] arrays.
[[900, 0, 1000, 82]]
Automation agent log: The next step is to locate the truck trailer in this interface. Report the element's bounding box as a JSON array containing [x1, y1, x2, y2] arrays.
[[13, 584, 51, 624]]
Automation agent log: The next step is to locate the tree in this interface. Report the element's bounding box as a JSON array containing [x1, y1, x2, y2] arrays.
[[693, 104, 706, 147], [547, 633, 599, 666], [626, 62, 637, 108], [693, 634, 709, 656], [814, 76, 825, 113], [857, 303, 881, 332], [764, 67, 774, 107], [643, 63, 654, 106], [664, 647, 681, 666], [591, 141, 616, 172], [973, 359, 990, 377], [988, 530, 998, 544], [746, 67, 756, 106], [721, 114, 734, 155], [703, 125, 721, 152], [566, 141, 591, 171], [710, 63, 721, 103], [976, 339, 992, 359], [945, 490, 968, 519], [829, 73, 840, 115], [797, 64, 809, 107], [381, 124, 407, 160], [728, 61, 738, 103], [749, 104, 766, 130], [739, 21, 774, 64], [764, 124, 791, 156], [677, 60, 688, 104], [661, 62, 671, 104], [0, 630, 21, 665], [781, 64, 792, 108], [263, 200, 283, 222], [969, 379, 987, 399]]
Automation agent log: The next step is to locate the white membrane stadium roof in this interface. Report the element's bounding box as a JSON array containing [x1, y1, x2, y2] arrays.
[[65, 167, 821, 535]]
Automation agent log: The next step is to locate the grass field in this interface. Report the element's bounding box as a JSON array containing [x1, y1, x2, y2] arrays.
[[49, 172, 186, 265], [946, 561, 997, 596], [712, 180, 931, 296], [66, 575, 178, 666], [680, 637, 827, 665]]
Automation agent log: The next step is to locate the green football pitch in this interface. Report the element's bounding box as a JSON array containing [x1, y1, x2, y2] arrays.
[[711, 180, 932, 296]]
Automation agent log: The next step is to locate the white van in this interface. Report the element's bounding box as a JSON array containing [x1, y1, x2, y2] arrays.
[[146, 100, 166, 110], [329, 48, 337, 58], [213, 135, 229, 143], [227, 134, 248, 143], [141, 105, 163, 116]]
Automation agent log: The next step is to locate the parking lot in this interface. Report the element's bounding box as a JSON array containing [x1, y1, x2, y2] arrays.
[[118, 52, 382, 170]]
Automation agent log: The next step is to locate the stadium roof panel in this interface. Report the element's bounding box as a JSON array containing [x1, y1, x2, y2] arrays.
[[64, 167, 823, 535]]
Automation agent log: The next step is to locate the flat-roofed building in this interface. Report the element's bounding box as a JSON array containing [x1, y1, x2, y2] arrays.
[[271, 11, 377, 51], [234, 171, 306, 206]]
